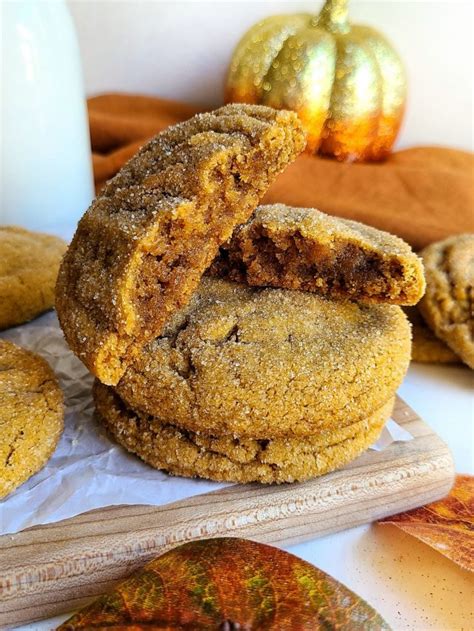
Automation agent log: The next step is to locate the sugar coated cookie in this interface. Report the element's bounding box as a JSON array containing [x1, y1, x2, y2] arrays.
[[419, 234, 473, 369], [95, 382, 392, 484], [56, 105, 306, 385], [116, 278, 410, 438], [0, 339, 63, 498], [0, 226, 66, 330], [210, 204, 425, 305]]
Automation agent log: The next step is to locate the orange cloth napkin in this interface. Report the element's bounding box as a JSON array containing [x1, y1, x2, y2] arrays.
[[89, 94, 474, 250]]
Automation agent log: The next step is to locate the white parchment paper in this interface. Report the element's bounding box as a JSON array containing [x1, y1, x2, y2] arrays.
[[0, 314, 412, 536]]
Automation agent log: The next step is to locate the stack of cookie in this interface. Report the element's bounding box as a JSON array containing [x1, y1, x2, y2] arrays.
[[56, 104, 424, 484]]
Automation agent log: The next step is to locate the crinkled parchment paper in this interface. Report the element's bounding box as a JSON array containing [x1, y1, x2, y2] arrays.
[[0, 313, 412, 535]]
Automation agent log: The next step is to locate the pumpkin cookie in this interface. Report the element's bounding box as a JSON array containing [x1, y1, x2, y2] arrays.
[[419, 234, 474, 369], [209, 204, 425, 305], [56, 105, 306, 385], [0, 226, 67, 330], [95, 383, 392, 484], [0, 340, 64, 498], [116, 278, 411, 439], [405, 307, 460, 364]]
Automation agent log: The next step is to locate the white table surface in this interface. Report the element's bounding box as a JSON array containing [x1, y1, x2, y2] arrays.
[[12, 361, 473, 630]]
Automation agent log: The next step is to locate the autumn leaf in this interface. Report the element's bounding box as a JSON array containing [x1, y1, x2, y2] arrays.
[[58, 537, 390, 630], [379, 474, 473, 572]]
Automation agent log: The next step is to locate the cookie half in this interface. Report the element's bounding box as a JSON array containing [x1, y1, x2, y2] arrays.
[[0, 226, 66, 330], [116, 278, 411, 439], [210, 204, 425, 305], [419, 234, 473, 369], [0, 340, 64, 498], [95, 382, 392, 484], [56, 105, 306, 385]]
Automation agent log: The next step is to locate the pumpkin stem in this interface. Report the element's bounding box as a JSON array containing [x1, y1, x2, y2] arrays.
[[314, 0, 350, 33]]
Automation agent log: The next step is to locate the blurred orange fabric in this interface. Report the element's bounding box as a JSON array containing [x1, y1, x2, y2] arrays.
[[89, 94, 474, 250]]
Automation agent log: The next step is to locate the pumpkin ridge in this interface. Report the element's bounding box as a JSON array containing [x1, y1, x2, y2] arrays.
[[225, 0, 406, 161]]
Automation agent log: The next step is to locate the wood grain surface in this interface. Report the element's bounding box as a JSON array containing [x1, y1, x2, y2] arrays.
[[0, 397, 454, 628]]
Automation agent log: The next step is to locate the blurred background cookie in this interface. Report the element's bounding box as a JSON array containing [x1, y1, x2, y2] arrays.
[[419, 234, 473, 369], [0, 339, 64, 498], [0, 226, 66, 330], [405, 307, 460, 364]]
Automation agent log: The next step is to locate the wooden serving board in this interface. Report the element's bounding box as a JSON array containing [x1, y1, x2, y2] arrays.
[[0, 397, 454, 627]]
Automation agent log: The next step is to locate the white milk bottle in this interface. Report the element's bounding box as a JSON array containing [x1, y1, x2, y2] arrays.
[[1, 0, 94, 238]]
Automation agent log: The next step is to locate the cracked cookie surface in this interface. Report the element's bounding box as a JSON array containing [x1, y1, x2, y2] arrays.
[[116, 277, 411, 439], [0, 339, 64, 498], [209, 204, 425, 305], [419, 234, 474, 369], [56, 104, 306, 385], [95, 383, 392, 484], [0, 226, 67, 330]]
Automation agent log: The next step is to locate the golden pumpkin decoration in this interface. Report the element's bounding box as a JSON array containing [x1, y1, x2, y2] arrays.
[[225, 0, 407, 162]]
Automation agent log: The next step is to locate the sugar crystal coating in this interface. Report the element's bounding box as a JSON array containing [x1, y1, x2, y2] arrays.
[[0, 340, 64, 498], [95, 382, 392, 484], [56, 104, 306, 385], [116, 277, 411, 439]]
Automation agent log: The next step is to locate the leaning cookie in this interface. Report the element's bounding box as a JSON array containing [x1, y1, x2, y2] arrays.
[[0, 340, 64, 498], [418, 234, 473, 369], [0, 226, 67, 330], [209, 204, 425, 305], [115, 277, 411, 439], [95, 382, 392, 484], [56, 104, 305, 386], [405, 307, 460, 364]]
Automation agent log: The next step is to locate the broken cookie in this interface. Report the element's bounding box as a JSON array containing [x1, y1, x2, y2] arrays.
[[56, 105, 306, 385], [210, 204, 425, 305]]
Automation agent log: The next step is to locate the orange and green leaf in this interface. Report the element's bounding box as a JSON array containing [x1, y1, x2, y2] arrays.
[[379, 474, 473, 572], [59, 537, 390, 630]]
